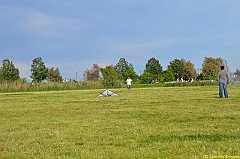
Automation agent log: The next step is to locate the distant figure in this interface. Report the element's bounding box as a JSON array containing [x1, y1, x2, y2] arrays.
[[151, 80, 155, 84], [180, 77, 184, 82], [126, 77, 132, 91], [174, 72, 179, 81], [218, 66, 229, 98], [188, 78, 193, 82]]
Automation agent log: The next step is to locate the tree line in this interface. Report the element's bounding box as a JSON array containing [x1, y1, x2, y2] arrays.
[[83, 57, 239, 86], [0, 57, 62, 83], [0, 57, 239, 86]]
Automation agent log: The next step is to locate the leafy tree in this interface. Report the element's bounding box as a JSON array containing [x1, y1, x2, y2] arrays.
[[202, 57, 223, 74], [167, 59, 184, 77], [83, 64, 101, 81], [125, 63, 139, 81], [161, 70, 175, 82], [140, 71, 155, 84], [145, 57, 162, 75], [47, 67, 63, 82], [114, 58, 137, 81], [181, 59, 197, 78], [101, 65, 120, 88], [30, 57, 48, 82], [0, 59, 20, 81], [201, 57, 223, 80]]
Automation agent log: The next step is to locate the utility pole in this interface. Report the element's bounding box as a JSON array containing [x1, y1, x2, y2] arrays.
[[76, 72, 77, 81]]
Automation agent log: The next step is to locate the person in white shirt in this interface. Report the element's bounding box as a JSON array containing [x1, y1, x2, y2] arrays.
[[126, 77, 132, 91]]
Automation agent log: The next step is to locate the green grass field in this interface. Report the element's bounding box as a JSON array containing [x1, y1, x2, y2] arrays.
[[0, 86, 239, 159]]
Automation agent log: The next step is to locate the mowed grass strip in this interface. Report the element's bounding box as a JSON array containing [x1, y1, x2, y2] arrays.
[[0, 86, 239, 159]]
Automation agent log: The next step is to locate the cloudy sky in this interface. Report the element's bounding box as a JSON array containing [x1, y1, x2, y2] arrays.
[[0, 0, 239, 81]]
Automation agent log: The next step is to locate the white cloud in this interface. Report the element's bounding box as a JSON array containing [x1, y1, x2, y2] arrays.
[[98, 63, 107, 68], [14, 62, 31, 79], [0, 5, 87, 39]]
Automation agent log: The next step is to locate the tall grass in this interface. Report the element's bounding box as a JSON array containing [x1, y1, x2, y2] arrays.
[[0, 80, 238, 93], [0, 80, 125, 93]]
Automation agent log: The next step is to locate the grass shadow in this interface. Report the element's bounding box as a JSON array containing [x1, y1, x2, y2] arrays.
[[140, 133, 240, 145]]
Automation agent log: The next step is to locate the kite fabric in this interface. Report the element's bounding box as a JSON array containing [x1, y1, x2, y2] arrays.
[[98, 90, 119, 97]]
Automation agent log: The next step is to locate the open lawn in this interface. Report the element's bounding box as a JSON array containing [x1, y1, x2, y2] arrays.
[[0, 86, 240, 159]]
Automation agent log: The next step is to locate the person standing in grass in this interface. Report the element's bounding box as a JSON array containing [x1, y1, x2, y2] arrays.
[[126, 77, 132, 91], [218, 66, 229, 98]]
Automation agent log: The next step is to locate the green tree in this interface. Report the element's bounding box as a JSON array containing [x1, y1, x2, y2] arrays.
[[201, 57, 223, 80], [47, 67, 63, 82], [181, 59, 197, 79], [140, 71, 153, 84], [83, 64, 101, 81], [114, 58, 137, 81], [101, 65, 120, 88], [145, 57, 162, 75], [125, 63, 139, 82], [30, 57, 48, 82], [0, 59, 20, 81], [161, 70, 175, 82], [167, 59, 184, 78]]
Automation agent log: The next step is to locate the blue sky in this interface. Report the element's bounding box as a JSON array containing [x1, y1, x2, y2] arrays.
[[0, 0, 239, 81]]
